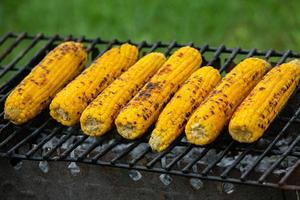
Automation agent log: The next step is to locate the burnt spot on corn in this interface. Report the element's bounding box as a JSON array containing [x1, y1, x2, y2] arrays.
[[177, 52, 184, 58], [185, 112, 191, 118], [157, 64, 172, 75]]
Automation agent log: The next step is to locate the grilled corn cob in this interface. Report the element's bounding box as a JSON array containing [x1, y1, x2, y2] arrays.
[[49, 43, 138, 126], [185, 57, 271, 145], [4, 42, 87, 125], [149, 66, 221, 152], [80, 53, 166, 136], [115, 46, 202, 140], [229, 59, 300, 143]]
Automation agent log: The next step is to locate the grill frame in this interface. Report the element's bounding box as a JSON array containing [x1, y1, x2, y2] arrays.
[[0, 32, 300, 190]]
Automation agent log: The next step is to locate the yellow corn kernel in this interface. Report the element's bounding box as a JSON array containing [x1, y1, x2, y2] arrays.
[[49, 43, 138, 126], [229, 59, 300, 143], [185, 57, 271, 145], [149, 66, 221, 152], [115, 46, 202, 140], [80, 53, 166, 136], [4, 42, 87, 125]]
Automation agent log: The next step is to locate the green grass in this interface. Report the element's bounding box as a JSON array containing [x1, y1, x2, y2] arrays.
[[1, 0, 300, 51]]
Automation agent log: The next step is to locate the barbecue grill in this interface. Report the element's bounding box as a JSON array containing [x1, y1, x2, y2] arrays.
[[0, 32, 299, 194]]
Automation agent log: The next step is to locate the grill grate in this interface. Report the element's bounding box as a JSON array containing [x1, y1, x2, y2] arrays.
[[0, 32, 300, 190]]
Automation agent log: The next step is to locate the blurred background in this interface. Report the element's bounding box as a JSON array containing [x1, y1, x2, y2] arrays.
[[1, 0, 300, 51]]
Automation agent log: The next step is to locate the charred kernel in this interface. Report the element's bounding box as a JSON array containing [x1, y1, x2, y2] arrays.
[[177, 52, 184, 57]]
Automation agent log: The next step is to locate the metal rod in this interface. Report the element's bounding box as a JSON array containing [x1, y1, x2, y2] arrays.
[[25, 127, 61, 157], [258, 134, 300, 182], [218, 47, 240, 72], [0, 32, 12, 46], [165, 145, 193, 170], [202, 141, 235, 175], [0, 32, 27, 62], [240, 107, 300, 180], [207, 44, 225, 66], [6, 119, 51, 155], [0, 33, 43, 78]]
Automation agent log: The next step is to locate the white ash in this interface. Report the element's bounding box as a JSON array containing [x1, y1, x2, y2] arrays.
[[276, 136, 293, 153], [79, 136, 97, 150], [38, 161, 49, 173], [159, 174, 172, 186], [217, 156, 236, 168], [189, 162, 204, 190], [236, 154, 258, 173], [220, 183, 235, 194], [68, 162, 80, 176], [128, 170, 142, 181], [42, 136, 60, 156], [13, 161, 23, 171], [182, 147, 204, 164], [190, 178, 204, 190]]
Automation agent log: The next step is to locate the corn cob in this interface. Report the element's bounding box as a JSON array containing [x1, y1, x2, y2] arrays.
[[149, 66, 221, 152], [49, 43, 138, 126], [185, 57, 271, 145], [4, 42, 87, 125], [229, 59, 300, 143], [115, 46, 202, 140], [80, 53, 166, 136]]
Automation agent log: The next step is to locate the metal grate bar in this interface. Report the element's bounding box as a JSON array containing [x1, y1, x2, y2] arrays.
[[42, 129, 73, 159], [165, 144, 193, 170], [207, 44, 225, 66], [77, 134, 110, 161], [85, 37, 100, 53], [279, 159, 300, 186], [110, 139, 143, 164], [25, 127, 62, 157], [264, 49, 274, 60], [0, 33, 43, 78], [182, 147, 210, 172], [128, 145, 150, 167], [146, 141, 180, 168], [91, 139, 121, 162], [0, 32, 12, 46], [163, 41, 177, 56], [246, 49, 257, 58], [277, 50, 292, 65], [202, 141, 235, 175], [0, 121, 12, 133], [240, 107, 300, 180], [218, 47, 240, 72], [0, 35, 59, 92], [258, 134, 300, 182], [220, 146, 252, 178], [6, 119, 51, 155], [0, 129, 21, 148], [59, 135, 89, 160], [0, 32, 27, 62]]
